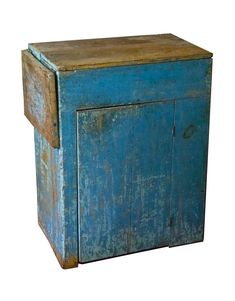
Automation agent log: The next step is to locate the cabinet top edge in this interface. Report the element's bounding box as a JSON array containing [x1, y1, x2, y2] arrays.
[[28, 34, 213, 71]]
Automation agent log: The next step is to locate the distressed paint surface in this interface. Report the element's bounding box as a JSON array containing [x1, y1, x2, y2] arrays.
[[59, 59, 212, 111], [34, 130, 63, 256], [22, 50, 59, 147], [34, 129, 78, 268], [57, 107, 78, 267], [170, 98, 210, 245], [28, 34, 212, 71], [26, 35, 212, 268], [56, 59, 211, 266], [77, 102, 174, 262]]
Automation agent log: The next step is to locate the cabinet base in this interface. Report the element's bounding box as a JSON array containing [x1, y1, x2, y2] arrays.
[[38, 218, 78, 269]]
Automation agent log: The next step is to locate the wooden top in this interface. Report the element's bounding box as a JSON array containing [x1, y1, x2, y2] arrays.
[[29, 34, 212, 71]]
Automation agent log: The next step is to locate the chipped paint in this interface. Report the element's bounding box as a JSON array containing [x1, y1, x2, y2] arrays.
[[77, 101, 175, 262], [59, 59, 212, 111], [170, 99, 210, 246], [27, 43, 212, 268], [38, 217, 78, 268], [183, 124, 197, 139]]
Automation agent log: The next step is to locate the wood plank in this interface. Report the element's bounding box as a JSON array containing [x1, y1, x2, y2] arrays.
[[77, 101, 174, 262], [34, 129, 78, 268], [28, 34, 212, 71], [58, 58, 212, 110], [170, 98, 210, 246], [22, 50, 59, 148]]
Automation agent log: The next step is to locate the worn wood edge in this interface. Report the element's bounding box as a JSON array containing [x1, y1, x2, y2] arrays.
[[22, 50, 60, 148], [38, 218, 79, 269], [33, 54, 213, 72], [169, 238, 204, 248], [28, 33, 213, 71], [24, 109, 59, 148], [27, 46, 58, 72]]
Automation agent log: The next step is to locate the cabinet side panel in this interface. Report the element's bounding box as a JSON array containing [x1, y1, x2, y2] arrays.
[[34, 129, 65, 262], [170, 98, 210, 245], [33, 84, 79, 268]]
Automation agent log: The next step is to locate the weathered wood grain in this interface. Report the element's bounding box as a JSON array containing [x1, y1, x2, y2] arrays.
[[170, 98, 210, 246], [22, 50, 59, 147], [25, 35, 212, 268], [28, 34, 212, 71], [34, 129, 78, 268], [58, 58, 212, 111], [77, 101, 174, 262], [54, 58, 212, 266]]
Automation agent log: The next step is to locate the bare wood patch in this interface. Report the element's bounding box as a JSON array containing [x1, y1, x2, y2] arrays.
[[22, 50, 59, 147]]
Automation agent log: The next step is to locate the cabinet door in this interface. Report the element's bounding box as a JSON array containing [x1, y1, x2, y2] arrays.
[[170, 98, 210, 246], [77, 101, 174, 262]]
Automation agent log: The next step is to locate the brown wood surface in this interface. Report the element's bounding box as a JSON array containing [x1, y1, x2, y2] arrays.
[[22, 50, 59, 147], [29, 34, 212, 71]]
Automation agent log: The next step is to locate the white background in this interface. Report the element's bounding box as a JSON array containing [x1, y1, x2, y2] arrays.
[[0, 0, 234, 300]]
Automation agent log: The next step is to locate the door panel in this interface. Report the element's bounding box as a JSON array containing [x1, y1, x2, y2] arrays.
[[170, 98, 210, 246], [77, 101, 174, 262]]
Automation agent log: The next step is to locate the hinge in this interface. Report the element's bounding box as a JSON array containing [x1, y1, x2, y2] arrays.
[[172, 125, 176, 137]]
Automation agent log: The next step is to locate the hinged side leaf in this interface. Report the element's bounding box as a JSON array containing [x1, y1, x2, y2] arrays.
[[22, 50, 59, 148]]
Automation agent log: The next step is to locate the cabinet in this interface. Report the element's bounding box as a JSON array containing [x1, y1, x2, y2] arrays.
[[22, 34, 213, 268]]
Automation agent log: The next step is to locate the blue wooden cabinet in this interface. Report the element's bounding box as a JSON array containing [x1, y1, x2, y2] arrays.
[[22, 34, 213, 268]]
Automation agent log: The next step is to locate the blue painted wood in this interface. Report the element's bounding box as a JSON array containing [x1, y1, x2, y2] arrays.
[[57, 108, 78, 267], [58, 59, 211, 111], [77, 101, 174, 262], [34, 121, 78, 268], [128, 102, 174, 253], [34, 129, 64, 258], [29, 46, 212, 267], [170, 98, 210, 245]]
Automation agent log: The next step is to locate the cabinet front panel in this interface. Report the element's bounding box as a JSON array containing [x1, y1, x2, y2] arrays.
[[77, 101, 174, 262], [59, 59, 212, 111]]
